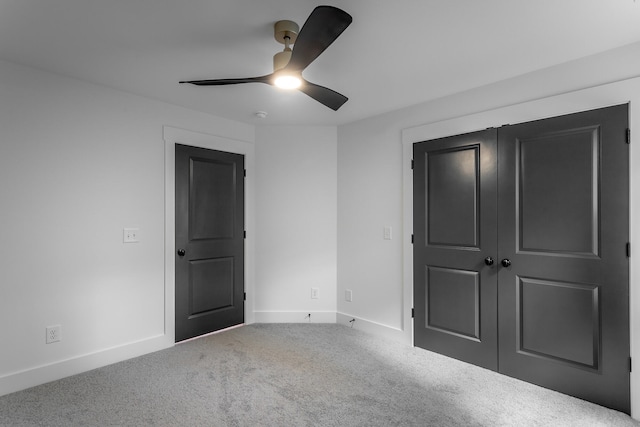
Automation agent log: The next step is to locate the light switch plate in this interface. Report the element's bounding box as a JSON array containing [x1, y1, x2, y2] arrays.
[[345, 289, 353, 302], [383, 226, 392, 240]]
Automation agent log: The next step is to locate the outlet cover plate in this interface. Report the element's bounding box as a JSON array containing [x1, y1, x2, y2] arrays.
[[123, 228, 139, 243], [46, 325, 61, 344]]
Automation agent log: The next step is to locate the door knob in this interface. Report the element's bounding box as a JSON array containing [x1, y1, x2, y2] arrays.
[[484, 256, 494, 266], [177, 249, 186, 257], [501, 258, 511, 267]]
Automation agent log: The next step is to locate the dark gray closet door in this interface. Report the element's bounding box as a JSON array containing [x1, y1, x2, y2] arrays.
[[413, 129, 499, 370], [497, 104, 630, 413]]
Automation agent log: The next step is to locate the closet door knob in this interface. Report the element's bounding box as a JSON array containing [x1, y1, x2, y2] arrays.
[[484, 256, 494, 266], [177, 249, 186, 257], [501, 258, 511, 268]]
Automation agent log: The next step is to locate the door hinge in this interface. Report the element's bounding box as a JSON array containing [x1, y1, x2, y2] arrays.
[[411, 234, 414, 244], [626, 128, 631, 144], [244, 292, 247, 301], [244, 230, 246, 239], [411, 308, 415, 318], [629, 356, 632, 372], [244, 169, 247, 177], [627, 242, 631, 258], [411, 159, 414, 169]]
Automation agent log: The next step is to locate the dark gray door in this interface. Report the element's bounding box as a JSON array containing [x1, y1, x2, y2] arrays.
[[175, 144, 245, 342], [413, 104, 630, 413], [413, 129, 499, 370], [497, 104, 630, 413]]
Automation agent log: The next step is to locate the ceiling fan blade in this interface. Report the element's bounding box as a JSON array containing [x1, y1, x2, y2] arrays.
[[285, 6, 352, 72], [180, 74, 273, 86], [299, 79, 348, 111]]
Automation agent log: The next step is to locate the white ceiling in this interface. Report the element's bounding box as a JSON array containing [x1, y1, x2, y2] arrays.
[[1, 0, 640, 126]]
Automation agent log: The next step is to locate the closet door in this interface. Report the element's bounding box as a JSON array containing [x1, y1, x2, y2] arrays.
[[497, 104, 630, 413], [413, 129, 499, 370]]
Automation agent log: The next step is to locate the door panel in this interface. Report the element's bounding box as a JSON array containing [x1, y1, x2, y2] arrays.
[[498, 104, 629, 413], [518, 126, 599, 255], [414, 129, 498, 370], [427, 146, 480, 247], [426, 266, 480, 340], [175, 144, 245, 342], [189, 257, 235, 315], [190, 158, 236, 240], [517, 277, 600, 369]]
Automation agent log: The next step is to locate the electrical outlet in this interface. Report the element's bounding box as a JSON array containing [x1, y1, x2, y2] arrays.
[[46, 325, 61, 344], [345, 289, 353, 302], [123, 228, 139, 243], [311, 287, 319, 299]]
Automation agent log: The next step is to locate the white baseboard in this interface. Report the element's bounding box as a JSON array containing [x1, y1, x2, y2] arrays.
[[254, 311, 337, 324], [253, 311, 410, 344], [0, 316, 407, 398], [0, 334, 172, 397], [336, 312, 411, 344]]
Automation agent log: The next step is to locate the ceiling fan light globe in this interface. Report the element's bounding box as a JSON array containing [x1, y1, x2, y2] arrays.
[[274, 74, 302, 90]]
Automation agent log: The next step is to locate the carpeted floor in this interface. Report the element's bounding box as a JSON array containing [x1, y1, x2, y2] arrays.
[[0, 323, 638, 426]]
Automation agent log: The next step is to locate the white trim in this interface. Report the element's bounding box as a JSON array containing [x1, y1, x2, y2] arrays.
[[402, 76, 640, 419], [0, 335, 168, 396], [402, 139, 415, 347], [163, 126, 256, 347], [253, 311, 337, 324], [336, 312, 406, 343]]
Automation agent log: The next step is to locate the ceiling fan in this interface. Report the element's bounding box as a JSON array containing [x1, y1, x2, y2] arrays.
[[179, 6, 352, 111]]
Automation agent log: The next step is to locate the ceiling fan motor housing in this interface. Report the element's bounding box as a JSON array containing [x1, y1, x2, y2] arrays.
[[274, 20, 299, 45]]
